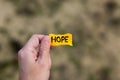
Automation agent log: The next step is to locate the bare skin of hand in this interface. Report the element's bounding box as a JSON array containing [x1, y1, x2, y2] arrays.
[[18, 34, 51, 80]]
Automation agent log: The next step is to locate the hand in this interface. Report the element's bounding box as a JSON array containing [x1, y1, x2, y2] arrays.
[[18, 34, 51, 80]]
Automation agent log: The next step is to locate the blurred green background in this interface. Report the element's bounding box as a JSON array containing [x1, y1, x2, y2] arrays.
[[0, 0, 120, 80]]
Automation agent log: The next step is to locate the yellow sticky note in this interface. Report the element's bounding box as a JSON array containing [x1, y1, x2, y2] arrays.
[[49, 33, 73, 46]]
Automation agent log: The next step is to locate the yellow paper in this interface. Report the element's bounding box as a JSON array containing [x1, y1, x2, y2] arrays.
[[49, 33, 73, 46]]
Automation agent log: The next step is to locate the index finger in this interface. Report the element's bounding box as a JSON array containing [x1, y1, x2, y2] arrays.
[[25, 34, 44, 49]]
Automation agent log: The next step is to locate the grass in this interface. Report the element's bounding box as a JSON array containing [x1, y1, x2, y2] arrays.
[[108, 17, 120, 26], [69, 53, 82, 74], [104, 1, 117, 14], [0, 59, 18, 80], [8, 0, 42, 16], [54, 21, 66, 33], [8, 0, 64, 16], [9, 38, 22, 53], [45, 0, 64, 16], [0, 27, 8, 35], [0, 44, 1, 51], [88, 74, 97, 80], [98, 67, 111, 80]]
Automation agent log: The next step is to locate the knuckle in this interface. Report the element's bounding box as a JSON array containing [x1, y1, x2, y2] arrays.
[[18, 49, 25, 59], [32, 34, 39, 38], [31, 34, 44, 39], [18, 49, 22, 56]]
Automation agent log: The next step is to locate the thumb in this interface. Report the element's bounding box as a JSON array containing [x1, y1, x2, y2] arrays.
[[38, 36, 51, 66]]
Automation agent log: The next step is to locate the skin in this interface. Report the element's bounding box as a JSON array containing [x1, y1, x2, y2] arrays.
[[18, 34, 51, 80]]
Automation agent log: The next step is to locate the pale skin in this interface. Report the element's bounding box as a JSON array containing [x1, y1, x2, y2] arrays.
[[18, 34, 51, 80]]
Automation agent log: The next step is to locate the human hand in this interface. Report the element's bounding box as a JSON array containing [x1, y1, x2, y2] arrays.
[[18, 34, 51, 80]]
